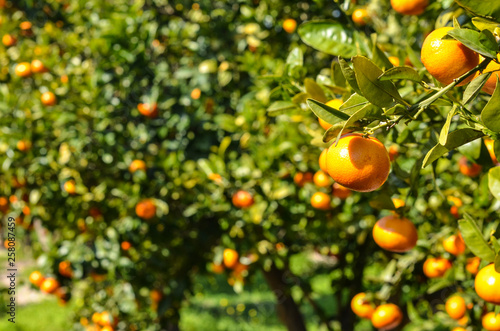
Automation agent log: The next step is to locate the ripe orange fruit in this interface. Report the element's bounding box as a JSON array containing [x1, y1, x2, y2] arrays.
[[372, 215, 418, 252], [475, 264, 500, 305], [423, 257, 452, 278], [283, 18, 297, 33], [388, 56, 400, 67], [137, 103, 158, 118], [233, 262, 249, 275], [98, 311, 114, 326], [466, 257, 480, 275], [350, 293, 376, 319], [31, 59, 47, 73], [17, 140, 32, 152], [232, 190, 254, 208], [19, 21, 32, 30], [191, 88, 201, 100], [310, 192, 331, 210], [41, 91, 57, 106], [445, 295, 466, 320], [92, 312, 101, 324], [483, 312, 500, 331], [135, 199, 156, 219], [421, 27, 479, 86], [121, 241, 131, 250], [223, 248, 239, 268], [208, 173, 222, 183], [150, 289, 163, 303], [313, 170, 332, 187], [90, 272, 107, 282], [319, 149, 328, 172], [15, 62, 32, 77], [0, 196, 8, 213], [458, 156, 482, 177], [481, 55, 500, 95], [388, 145, 399, 161], [318, 99, 343, 130], [392, 198, 405, 209], [63, 180, 76, 194], [101, 326, 114, 331], [211, 263, 225, 274], [29, 271, 44, 287], [371, 304, 403, 330], [58, 261, 73, 278], [129, 160, 146, 173], [352, 8, 370, 26], [390, 0, 428, 15], [294, 172, 314, 187], [443, 234, 466, 256], [61, 75, 69, 83], [325, 133, 391, 192], [40, 277, 60, 293], [485, 139, 498, 164], [333, 182, 352, 199], [452, 328, 467, 331], [2, 34, 17, 47]]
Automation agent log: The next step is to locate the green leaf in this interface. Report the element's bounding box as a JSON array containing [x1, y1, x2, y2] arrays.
[[342, 103, 383, 133], [494, 140, 500, 163], [472, 17, 500, 32], [298, 21, 362, 58], [454, 0, 500, 22], [488, 166, 500, 200], [422, 129, 484, 167], [378, 67, 422, 82], [286, 47, 303, 70], [458, 214, 496, 262], [339, 57, 363, 95], [267, 101, 298, 116], [479, 29, 498, 54], [406, 301, 421, 322], [331, 61, 347, 88], [323, 122, 348, 143], [481, 78, 500, 131], [340, 93, 370, 114], [439, 106, 457, 146], [457, 137, 482, 160], [406, 45, 424, 70], [370, 34, 393, 70], [446, 28, 498, 59], [369, 194, 396, 210], [352, 56, 403, 108], [462, 72, 492, 105], [305, 78, 327, 103], [307, 99, 350, 125]]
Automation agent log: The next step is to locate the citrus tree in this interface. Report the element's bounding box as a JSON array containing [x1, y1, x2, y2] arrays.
[[2, 0, 500, 331]]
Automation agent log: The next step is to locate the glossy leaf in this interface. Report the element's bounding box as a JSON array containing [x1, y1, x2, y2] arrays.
[[489, 166, 500, 200], [455, 0, 500, 22], [422, 129, 484, 167], [472, 17, 500, 31], [379, 66, 422, 82], [481, 78, 500, 131], [458, 214, 496, 262], [352, 56, 402, 108], [446, 28, 498, 59], [439, 106, 457, 146], [298, 21, 361, 58], [339, 57, 363, 95], [305, 78, 327, 103], [307, 99, 350, 125], [462, 72, 491, 105]]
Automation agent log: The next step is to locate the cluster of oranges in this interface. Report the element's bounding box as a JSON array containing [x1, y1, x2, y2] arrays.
[[29, 270, 68, 303], [210, 248, 253, 286], [351, 293, 403, 330], [79, 311, 117, 331]]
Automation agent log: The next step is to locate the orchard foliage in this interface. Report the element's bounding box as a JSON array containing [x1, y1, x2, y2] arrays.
[[1, 0, 500, 331]]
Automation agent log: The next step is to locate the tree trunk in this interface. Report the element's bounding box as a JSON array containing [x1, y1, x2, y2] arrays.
[[262, 263, 307, 331]]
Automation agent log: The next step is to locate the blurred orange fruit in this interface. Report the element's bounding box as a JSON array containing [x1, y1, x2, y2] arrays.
[[310, 192, 331, 210], [17, 140, 32, 152], [31, 59, 47, 73], [223, 248, 239, 268], [371, 304, 403, 330], [129, 160, 146, 173], [294, 172, 313, 187], [318, 99, 342, 130], [15, 62, 32, 77], [350, 293, 375, 319], [458, 156, 482, 177], [29, 271, 44, 287], [390, 0, 428, 15], [41, 91, 57, 106], [466, 257, 480, 275], [137, 103, 158, 118], [136, 199, 156, 219], [63, 180, 76, 194], [232, 190, 254, 208], [40, 277, 60, 293], [121, 241, 131, 250], [190, 88, 201, 100], [423, 257, 452, 278], [352, 8, 370, 26], [373, 215, 418, 252], [332, 182, 352, 200], [443, 234, 466, 256], [282, 18, 297, 33], [483, 312, 500, 331], [313, 170, 332, 187], [2, 34, 17, 47], [445, 295, 466, 320]]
